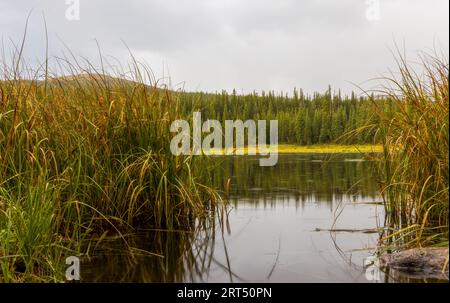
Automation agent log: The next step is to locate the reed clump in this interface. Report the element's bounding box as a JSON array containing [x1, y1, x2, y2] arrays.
[[0, 49, 221, 281], [373, 51, 449, 249]]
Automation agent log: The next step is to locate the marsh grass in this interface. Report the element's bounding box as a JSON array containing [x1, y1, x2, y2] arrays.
[[369, 51, 449, 250], [0, 42, 221, 281]]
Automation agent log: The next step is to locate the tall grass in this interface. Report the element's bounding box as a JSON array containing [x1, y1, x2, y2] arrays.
[[372, 51, 449, 249], [0, 44, 221, 281]]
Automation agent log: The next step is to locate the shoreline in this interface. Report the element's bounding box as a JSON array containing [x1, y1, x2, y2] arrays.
[[204, 144, 383, 155]]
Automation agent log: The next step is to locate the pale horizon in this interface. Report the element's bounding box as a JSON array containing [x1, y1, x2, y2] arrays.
[[1, 0, 449, 95]]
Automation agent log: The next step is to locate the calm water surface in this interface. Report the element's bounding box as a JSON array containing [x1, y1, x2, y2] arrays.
[[83, 153, 432, 282]]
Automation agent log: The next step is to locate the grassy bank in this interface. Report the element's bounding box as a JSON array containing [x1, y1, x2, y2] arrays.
[[0, 53, 221, 281], [373, 52, 449, 250]]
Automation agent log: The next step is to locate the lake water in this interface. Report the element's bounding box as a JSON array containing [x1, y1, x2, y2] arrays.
[[82, 153, 436, 282]]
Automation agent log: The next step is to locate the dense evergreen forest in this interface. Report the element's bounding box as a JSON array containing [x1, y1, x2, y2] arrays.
[[173, 86, 380, 145]]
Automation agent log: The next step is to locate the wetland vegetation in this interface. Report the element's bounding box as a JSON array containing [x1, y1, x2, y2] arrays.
[[0, 38, 448, 281]]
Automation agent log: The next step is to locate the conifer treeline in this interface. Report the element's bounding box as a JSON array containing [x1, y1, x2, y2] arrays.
[[174, 86, 380, 145]]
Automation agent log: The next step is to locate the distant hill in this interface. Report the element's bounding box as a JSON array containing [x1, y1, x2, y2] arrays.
[[48, 73, 149, 87], [0, 73, 152, 89]]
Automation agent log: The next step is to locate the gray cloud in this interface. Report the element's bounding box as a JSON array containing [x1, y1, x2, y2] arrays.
[[0, 0, 448, 94]]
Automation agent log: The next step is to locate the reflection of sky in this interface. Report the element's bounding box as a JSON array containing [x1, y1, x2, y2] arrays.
[[208, 193, 384, 282], [81, 154, 439, 282], [205, 153, 384, 282], [81, 154, 385, 282]]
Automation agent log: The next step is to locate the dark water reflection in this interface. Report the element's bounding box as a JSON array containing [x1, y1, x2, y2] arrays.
[[82, 153, 439, 282]]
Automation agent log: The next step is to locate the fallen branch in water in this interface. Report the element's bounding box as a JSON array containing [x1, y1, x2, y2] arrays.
[[267, 237, 281, 280], [313, 227, 382, 234]]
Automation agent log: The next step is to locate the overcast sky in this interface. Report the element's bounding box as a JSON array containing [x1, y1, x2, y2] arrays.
[[0, 0, 448, 95]]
